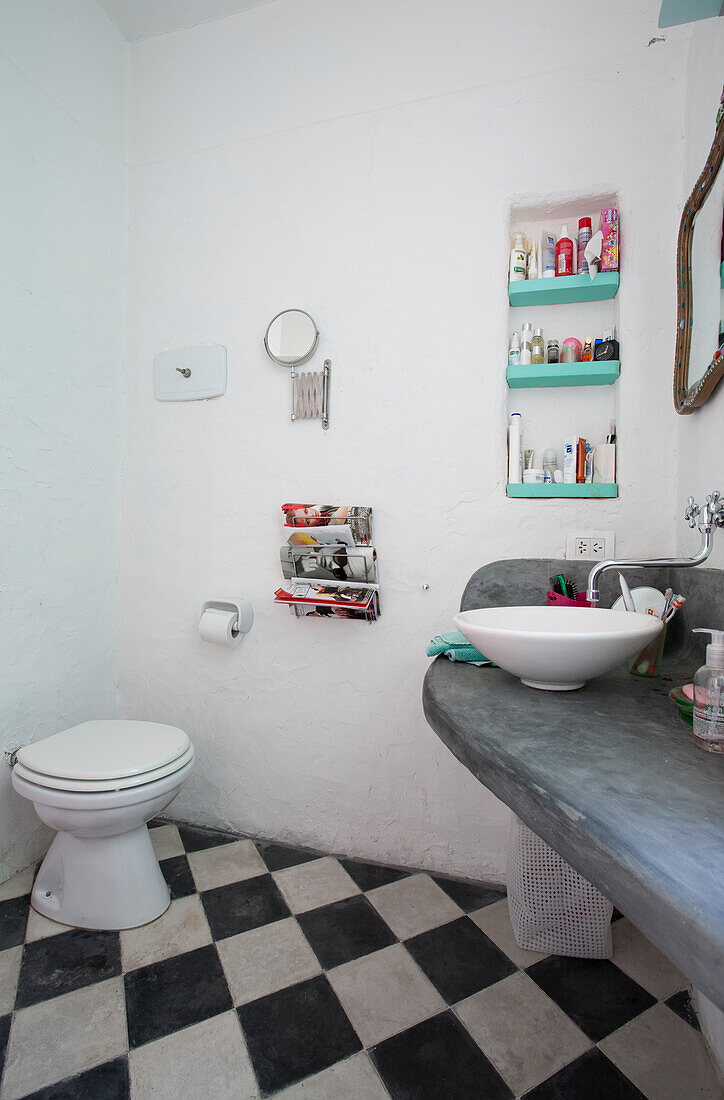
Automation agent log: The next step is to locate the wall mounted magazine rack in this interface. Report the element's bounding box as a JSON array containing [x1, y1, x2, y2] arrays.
[[274, 504, 380, 621]]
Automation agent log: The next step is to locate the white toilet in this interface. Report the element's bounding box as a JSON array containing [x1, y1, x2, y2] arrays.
[[12, 720, 195, 931]]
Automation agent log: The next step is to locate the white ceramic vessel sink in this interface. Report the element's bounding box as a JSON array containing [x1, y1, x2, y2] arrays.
[[454, 606, 663, 691]]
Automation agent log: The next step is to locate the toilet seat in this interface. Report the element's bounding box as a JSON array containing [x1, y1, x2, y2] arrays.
[[14, 720, 192, 793]]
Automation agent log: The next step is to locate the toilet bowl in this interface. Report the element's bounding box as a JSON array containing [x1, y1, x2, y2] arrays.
[[12, 720, 195, 930]]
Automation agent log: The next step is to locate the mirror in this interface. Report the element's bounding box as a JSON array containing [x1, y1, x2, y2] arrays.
[[674, 88, 724, 414], [264, 309, 319, 366]]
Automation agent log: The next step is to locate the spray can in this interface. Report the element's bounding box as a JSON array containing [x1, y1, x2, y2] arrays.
[[577, 217, 592, 274]]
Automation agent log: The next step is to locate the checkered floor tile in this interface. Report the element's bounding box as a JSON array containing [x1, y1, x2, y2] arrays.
[[0, 821, 719, 1099]]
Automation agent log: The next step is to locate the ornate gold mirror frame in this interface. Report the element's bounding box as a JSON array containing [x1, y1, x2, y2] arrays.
[[674, 88, 724, 414]]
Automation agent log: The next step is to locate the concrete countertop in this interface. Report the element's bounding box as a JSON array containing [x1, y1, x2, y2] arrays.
[[422, 560, 724, 1010]]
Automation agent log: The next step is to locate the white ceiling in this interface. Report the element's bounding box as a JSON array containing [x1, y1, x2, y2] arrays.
[[96, 0, 279, 41]]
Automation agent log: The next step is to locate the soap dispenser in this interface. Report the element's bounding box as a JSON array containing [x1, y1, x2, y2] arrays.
[[692, 629, 724, 753]]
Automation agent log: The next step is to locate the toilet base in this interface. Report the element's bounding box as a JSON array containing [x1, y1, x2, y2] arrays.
[[33, 825, 171, 930]]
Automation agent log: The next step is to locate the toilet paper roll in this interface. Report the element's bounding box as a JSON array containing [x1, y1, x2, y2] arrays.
[[199, 608, 242, 648]]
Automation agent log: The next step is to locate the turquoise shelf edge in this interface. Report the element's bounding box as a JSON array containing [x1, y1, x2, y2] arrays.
[[507, 361, 620, 389], [506, 483, 618, 498], [658, 0, 721, 28], [508, 272, 619, 306]]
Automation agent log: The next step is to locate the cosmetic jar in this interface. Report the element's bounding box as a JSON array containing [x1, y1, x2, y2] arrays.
[[561, 337, 582, 363]]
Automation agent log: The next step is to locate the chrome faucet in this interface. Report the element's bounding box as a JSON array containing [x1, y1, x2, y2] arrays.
[[587, 490, 724, 606]]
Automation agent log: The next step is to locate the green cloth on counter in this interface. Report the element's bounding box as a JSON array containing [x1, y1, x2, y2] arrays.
[[426, 631, 491, 666]]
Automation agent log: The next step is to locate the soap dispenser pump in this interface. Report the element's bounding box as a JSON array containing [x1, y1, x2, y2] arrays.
[[692, 628, 724, 753]]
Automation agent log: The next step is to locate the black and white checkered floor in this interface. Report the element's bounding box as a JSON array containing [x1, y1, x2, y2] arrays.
[[0, 821, 719, 1099]]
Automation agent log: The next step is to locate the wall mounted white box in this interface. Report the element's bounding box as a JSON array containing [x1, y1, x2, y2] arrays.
[[154, 345, 226, 401]]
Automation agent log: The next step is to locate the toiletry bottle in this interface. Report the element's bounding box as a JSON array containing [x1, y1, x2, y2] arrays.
[[527, 240, 539, 280], [582, 338, 593, 362], [556, 226, 574, 277], [601, 208, 619, 271], [520, 323, 533, 365], [542, 448, 557, 484], [576, 438, 587, 483], [546, 339, 559, 364], [541, 232, 557, 278], [561, 337, 582, 363], [508, 332, 521, 366], [577, 217, 592, 274], [562, 437, 577, 484], [508, 413, 523, 484], [531, 328, 545, 364], [509, 233, 527, 283], [691, 629, 724, 753], [584, 442, 593, 483]]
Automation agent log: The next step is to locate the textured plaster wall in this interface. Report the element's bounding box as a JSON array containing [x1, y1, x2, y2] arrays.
[[0, 1, 127, 878], [674, 18, 724, 571], [120, 0, 697, 879]]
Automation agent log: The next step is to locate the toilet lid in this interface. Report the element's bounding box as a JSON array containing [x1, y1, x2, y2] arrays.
[[13, 743, 195, 793], [16, 720, 191, 782]]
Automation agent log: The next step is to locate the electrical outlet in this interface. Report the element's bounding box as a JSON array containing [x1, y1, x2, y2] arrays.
[[565, 531, 615, 561]]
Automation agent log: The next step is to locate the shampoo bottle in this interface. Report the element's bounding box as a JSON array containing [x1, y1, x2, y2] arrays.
[[556, 225, 574, 277], [692, 629, 724, 753], [541, 232, 557, 278], [509, 234, 527, 283]]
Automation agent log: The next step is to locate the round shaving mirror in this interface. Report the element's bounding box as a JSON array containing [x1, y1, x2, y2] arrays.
[[264, 309, 319, 366]]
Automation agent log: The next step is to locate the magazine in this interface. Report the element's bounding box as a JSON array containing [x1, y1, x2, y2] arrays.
[[292, 599, 378, 621], [274, 582, 377, 608], [285, 524, 355, 548], [280, 544, 377, 585], [280, 504, 373, 545], [279, 585, 380, 621]]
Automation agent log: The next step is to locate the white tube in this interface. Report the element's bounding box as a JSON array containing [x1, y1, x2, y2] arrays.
[[508, 413, 522, 484]]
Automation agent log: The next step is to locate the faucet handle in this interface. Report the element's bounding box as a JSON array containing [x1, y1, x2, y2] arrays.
[[685, 496, 700, 528], [707, 490, 724, 527]]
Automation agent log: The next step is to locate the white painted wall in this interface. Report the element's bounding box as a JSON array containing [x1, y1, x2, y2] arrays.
[[0, 1, 127, 878], [675, 18, 724, 571], [120, 0, 698, 879]]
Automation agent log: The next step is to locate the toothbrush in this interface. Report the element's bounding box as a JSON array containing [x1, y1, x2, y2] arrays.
[[664, 595, 686, 623]]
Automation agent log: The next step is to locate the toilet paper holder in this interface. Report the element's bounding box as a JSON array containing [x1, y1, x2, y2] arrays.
[[200, 598, 254, 639]]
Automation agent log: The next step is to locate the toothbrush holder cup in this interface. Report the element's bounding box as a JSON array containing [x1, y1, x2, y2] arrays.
[[628, 623, 667, 677]]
